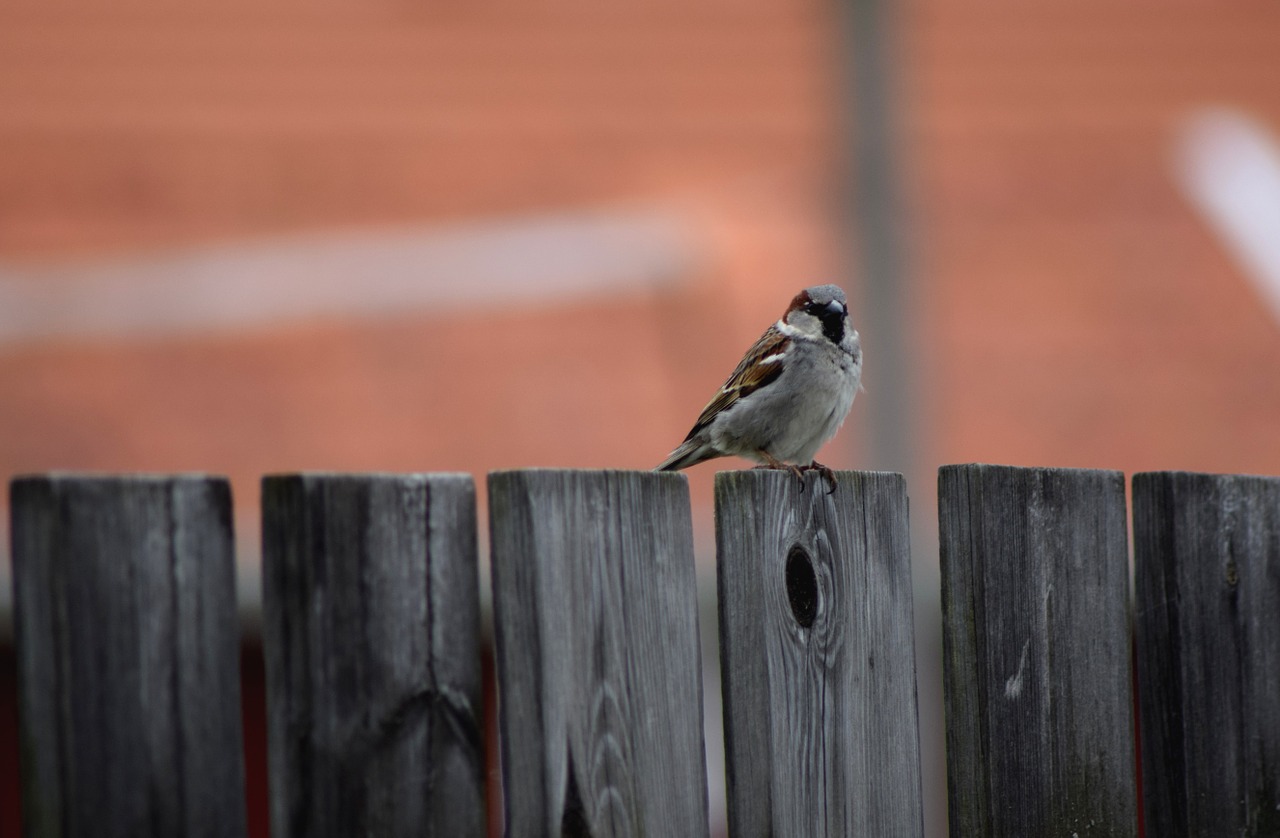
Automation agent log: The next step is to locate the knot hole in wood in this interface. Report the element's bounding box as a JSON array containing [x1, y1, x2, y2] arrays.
[[785, 544, 818, 628]]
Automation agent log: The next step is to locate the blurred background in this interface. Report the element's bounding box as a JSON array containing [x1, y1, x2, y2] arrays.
[[3, 0, 1280, 835]]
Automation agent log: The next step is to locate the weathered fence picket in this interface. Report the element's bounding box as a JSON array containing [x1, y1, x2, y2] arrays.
[[1133, 471, 1280, 837], [261, 473, 484, 838], [10, 475, 247, 838], [715, 469, 923, 837], [488, 469, 709, 837], [9, 463, 1280, 837], [938, 464, 1138, 837]]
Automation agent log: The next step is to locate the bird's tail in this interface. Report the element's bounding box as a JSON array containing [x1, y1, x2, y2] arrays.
[[654, 439, 715, 472]]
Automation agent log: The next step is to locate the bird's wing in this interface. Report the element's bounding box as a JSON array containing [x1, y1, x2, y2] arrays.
[[683, 327, 791, 441]]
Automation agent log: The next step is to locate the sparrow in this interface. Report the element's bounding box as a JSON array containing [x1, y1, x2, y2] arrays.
[[656, 284, 862, 491]]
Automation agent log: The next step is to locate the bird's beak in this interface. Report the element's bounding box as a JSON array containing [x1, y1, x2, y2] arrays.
[[827, 300, 846, 314]]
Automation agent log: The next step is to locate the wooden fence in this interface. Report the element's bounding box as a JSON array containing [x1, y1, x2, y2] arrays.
[[7, 465, 1279, 837]]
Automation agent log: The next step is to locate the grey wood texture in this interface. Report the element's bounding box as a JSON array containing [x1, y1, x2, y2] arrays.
[[261, 473, 484, 838], [10, 474, 246, 838], [938, 464, 1137, 837], [715, 469, 924, 838], [488, 469, 709, 838], [1132, 471, 1280, 837]]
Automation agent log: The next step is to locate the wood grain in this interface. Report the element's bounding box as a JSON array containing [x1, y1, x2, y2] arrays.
[[938, 464, 1137, 837], [261, 473, 484, 838], [10, 474, 246, 838], [715, 469, 923, 837], [488, 469, 709, 838], [1133, 471, 1280, 837]]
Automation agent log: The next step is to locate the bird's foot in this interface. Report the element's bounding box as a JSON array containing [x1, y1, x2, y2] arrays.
[[800, 461, 838, 494], [755, 451, 808, 491]]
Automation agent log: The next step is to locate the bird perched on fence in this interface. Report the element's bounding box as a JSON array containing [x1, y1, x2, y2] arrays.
[[655, 284, 862, 491]]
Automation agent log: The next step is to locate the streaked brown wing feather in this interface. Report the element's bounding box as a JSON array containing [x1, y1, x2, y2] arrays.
[[683, 328, 791, 441]]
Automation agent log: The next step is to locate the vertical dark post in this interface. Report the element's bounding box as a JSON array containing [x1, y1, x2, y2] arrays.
[[1133, 471, 1280, 837], [488, 470, 709, 838], [10, 474, 246, 838], [716, 469, 923, 837], [836, 0, 913, 475], [261, 473, 484, 838], [938, 464, 1137, 837]]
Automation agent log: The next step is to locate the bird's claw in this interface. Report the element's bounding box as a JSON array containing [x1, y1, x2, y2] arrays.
[[754, 455, 807, 491], [801, 461, 838, 494], [755, 451, 836, 493]]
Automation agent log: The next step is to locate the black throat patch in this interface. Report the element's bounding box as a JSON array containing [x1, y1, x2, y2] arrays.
[[818, 309, 845, 345]]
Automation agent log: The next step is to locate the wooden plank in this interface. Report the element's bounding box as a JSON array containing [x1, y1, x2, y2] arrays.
[[1133, 471, 1280, 837], [261, 473, 484, 838], [938, 464, 1137, 837], [488, 469, 709, 838], [10, 474, 246, 838], [715, 469, 923, 837]]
